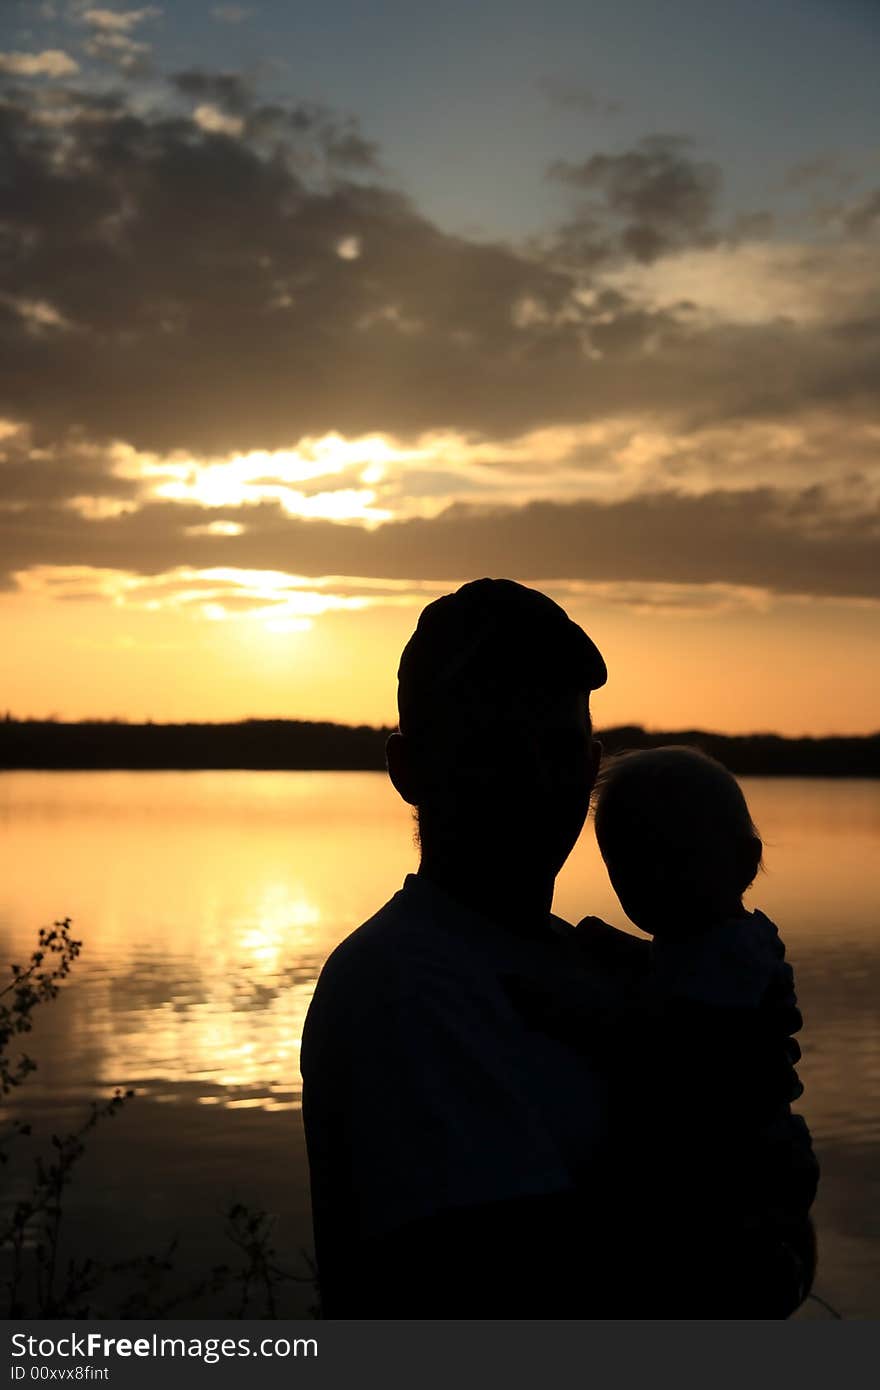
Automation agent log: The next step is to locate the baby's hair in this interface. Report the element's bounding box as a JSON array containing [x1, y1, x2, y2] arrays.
[[593, 745, 763, 910]]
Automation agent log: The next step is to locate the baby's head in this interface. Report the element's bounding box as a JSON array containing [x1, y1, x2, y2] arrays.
[[592, 746, 763, 937]]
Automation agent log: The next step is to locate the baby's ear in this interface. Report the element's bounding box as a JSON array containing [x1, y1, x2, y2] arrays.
[[738, 833, 764, 890], [589, 737, 602, 785]]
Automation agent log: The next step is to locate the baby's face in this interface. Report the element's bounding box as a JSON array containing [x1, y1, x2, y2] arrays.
[[604, 857, 671, 937], [603, 845, 736, 940]]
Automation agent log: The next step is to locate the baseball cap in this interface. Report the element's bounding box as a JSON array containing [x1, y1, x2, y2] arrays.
[[397, 578, 607, 735]]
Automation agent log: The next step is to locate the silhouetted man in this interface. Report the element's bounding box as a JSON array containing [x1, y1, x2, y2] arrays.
[[300, 579, 814, 1317], [302, 578, 621, 1314]]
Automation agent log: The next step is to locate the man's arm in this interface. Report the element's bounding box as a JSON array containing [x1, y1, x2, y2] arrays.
[[326, 1190, 600, 1318], [611, 1000, 819, 1318], [505, 928, 819, 1317], [340, 1170, 817, 1320]]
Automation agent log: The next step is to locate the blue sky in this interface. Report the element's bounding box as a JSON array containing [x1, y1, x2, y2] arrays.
[[6, 0, 879, 237]]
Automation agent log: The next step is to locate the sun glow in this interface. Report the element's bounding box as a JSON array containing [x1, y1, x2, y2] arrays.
[[111, 433, 407, 524], [11, 564, 380, 634]]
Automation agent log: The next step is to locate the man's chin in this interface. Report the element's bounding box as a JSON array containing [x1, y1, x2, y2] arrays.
[[499, 830, 583, 882]]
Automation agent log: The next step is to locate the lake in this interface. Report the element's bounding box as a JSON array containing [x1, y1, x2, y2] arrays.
[[1, 771, 878, 1317]]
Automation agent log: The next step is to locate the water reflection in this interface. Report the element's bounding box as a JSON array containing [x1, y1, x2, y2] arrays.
[[0, 770, 877, 1138], [0, 771, 414, 1111]]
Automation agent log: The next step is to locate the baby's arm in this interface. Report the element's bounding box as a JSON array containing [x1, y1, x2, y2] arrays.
[[503, 915, 653, 1057], [504, 912, 817, 1315], [649, 910, 805, 1119], [644, 916, 819, 1281]]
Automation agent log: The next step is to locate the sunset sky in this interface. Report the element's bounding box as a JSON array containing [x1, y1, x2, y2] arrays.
[[1, 0, 878, 734]]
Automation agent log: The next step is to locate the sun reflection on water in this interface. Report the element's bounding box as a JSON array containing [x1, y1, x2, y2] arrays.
[[0, 771, 877, 1143], [0, 771, 413, 1112]]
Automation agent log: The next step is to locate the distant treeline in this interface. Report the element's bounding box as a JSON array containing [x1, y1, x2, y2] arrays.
[[1, 718, 878, 777]]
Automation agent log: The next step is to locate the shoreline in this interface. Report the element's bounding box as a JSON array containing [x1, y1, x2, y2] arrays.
[[1, 719, 878, 778]]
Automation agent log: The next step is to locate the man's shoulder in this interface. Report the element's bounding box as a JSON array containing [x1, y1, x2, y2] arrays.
[[306, 876, 478, 1024], [300, 888, 411, 1075], [310, 885, 415, 999]]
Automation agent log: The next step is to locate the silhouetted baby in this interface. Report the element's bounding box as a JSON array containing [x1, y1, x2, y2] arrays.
[[582, 745, 818, 1313], [593, 743, 782, 1003]]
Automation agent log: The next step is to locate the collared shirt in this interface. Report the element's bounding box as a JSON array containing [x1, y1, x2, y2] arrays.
[[300, 873, 615, 1301]]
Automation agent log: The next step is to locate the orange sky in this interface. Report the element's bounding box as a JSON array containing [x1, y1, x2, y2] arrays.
[[2, 563, 877, 734], [2, 8, 879, 736]]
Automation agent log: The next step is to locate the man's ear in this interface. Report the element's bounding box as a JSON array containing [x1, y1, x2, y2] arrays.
[[386, 731, 420, 807]]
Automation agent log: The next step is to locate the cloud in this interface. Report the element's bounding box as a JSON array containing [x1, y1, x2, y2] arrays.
[[172, 67, 251, 115], [82, 32, 152, 75], [537, 76, 622, 117], [594, 239, 880, 327], [0, 77, 877, 461], [211, 4, 254, 21], [4, 412, 874, 550], [783, 153, 856, 192], [0, 50, 79, 77], [0, 425, 143, 509], [0, 76, 878, 621], [2, 471, 877, 602], [77, 6, 160, 74], [78, 8, 161, 32], [0, 81, 585, 452], [192, 103, 245, 137], [549, 135, 721, 263], [171, 69, 381, 167], [840, 187, 880, 237]]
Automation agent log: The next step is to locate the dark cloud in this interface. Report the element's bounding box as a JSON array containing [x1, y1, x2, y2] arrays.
[[0, 430, 141, 506], [0, 81, 593, 451], [840, 187, 880, 237], [172, 68, 252, 115], [0, 79, 877, 473], [2, 486, 876, 602], [549, 135, 721, 263], [321, 126, 380, 172], [170, 69, 380, 168]]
